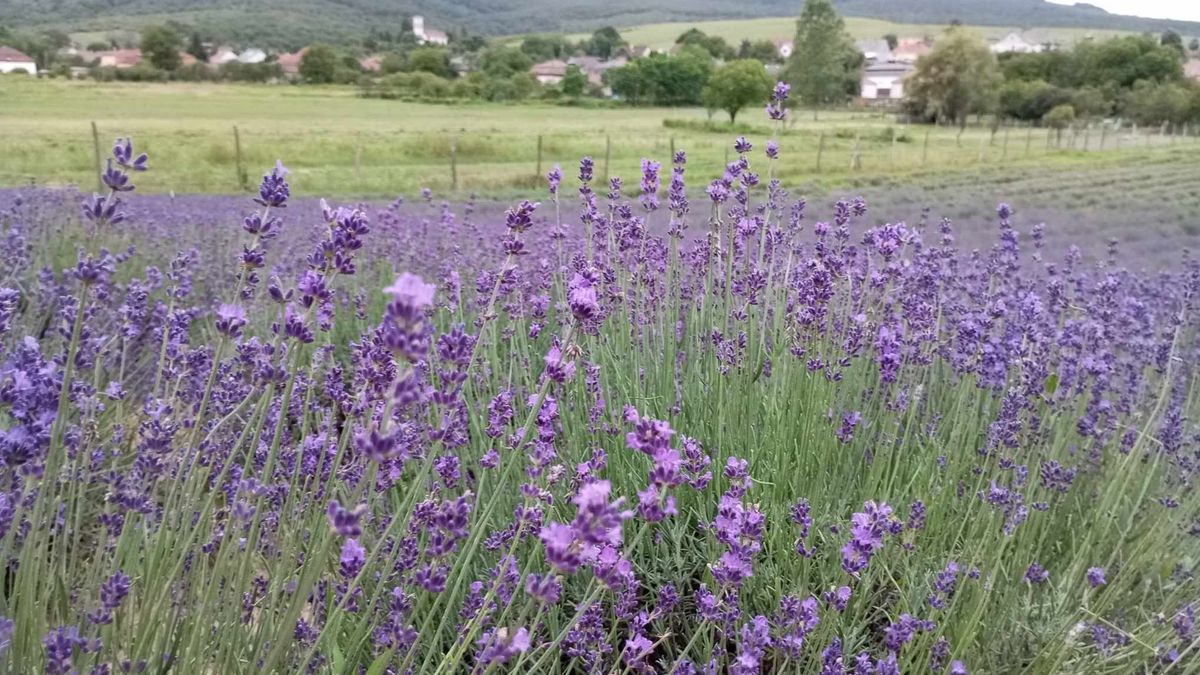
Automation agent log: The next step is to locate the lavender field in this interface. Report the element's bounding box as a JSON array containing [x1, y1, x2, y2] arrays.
[[0, 89, 1198, 675]]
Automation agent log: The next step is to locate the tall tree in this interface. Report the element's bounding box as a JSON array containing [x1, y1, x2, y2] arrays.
[[186, 32, 207, 62], [585, 27, 625, 60], [702, 59, 773, 122], [783, 0, 857, 119], [299, 43, 338, 84], [904, 26, 1000, 128], [140, 24, 182, 71]]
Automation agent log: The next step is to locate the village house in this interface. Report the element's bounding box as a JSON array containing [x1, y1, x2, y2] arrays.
[[0, 46, 37, 75], [209, 46, 239, 65], [892, 38, 931, 63], [856, 39, 893, 63], [98, 48, 142, 68], [277, 49, 305, 77], [990, 32, 1044, 54], [412, 16, 449, 46], [860, 60, 914, 102], [237, 48, 267, 64], [530, 59, 568, 85], [1185, 59, 1200, 83]]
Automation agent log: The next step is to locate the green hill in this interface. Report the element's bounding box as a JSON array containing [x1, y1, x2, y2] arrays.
[[0, 0, 1197, 48]]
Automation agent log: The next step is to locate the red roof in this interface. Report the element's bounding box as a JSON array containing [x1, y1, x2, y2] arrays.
[[1186, 59, 1200, 82], [0, 46, 34, 63]]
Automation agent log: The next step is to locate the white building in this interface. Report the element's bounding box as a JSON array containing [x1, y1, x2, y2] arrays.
[[238, 48, 267, 64], [0, 46, 37, 75], [990, 32, 1043, 54], [860, 61, 914, 102], [412, 16, 449, 46]]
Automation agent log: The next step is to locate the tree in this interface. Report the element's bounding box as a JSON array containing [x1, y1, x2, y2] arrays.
[[677, 28, 735, 60], [1161, 30, 1184, 54], [883, 33, 898, 50], [300, 43, 338, 84], [1042, 103, 1075, 144], [702, 59, 773, 122], [408, 47, 454, 78], [610, 46, 713, 106], [187, 32, 207, 62], [904, 26, 1000, 127], [585, 27, 625, 60], [561, 64, 587, 97], [140, 25, 182, 71], [480, 46, 532, 78], [738, 39, 781, 63], [521, 35, 573, 62], [783, 0, 859, 118], [1190, 38, 1200, 53]]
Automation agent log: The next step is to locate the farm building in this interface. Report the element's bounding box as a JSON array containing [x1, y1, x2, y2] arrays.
[[0, 46, 36, 75], [860, 61, 914, 102], [412, 16, 449, 46]]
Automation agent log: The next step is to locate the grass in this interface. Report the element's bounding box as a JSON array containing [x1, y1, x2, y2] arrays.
[[566, 16, 1136, 49], [1, 78, 1196, 200]]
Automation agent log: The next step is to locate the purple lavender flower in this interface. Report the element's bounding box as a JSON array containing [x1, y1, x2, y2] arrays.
[[215, 303, 247, 338], [841, 501, 901, 576], [475, 626, 530, 668], [340, 538, 366, 578], [44, 626, 85, 675], [1086, 567, 1106, 588], [1024, 561, 1049, 585], [254, 160, 290, 207], [326, 501, 366, 537]]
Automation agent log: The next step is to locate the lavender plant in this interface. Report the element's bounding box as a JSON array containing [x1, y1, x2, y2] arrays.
[[0, 85, 1197, 674]]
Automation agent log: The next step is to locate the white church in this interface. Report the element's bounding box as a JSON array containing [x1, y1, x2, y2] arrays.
[[412, 16, 449, 46]]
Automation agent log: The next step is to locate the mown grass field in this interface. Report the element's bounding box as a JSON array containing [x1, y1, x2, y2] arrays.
[[0, 78, 1193, 199], [566, 16, 1135, 50]]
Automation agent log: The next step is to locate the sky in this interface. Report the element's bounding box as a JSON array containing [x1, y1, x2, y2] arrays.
[[1046, 0, 1200, 22]]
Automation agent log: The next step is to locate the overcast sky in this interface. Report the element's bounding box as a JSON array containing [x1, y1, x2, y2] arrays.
[[1046, 0, 1200, 22]]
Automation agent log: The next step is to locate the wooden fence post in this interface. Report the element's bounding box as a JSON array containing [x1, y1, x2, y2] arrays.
[[889, 127, 896, 168], [921, 128, 930, 166], [90, 121, 103, 192], [1002, 124, 1009, 160], [815, 132, 825, 173], [233, 126, 248, 191], [449, 137, 458, 192], [669, 136, 675, 161], [536, 134, 543, 178], [1099, 124, 1107, 150], [603, 134, 611, 182]]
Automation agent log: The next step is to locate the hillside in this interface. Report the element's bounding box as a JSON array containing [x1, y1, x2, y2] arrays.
[[590, 16, 1136, 50], [1, 0, 1198, 48]]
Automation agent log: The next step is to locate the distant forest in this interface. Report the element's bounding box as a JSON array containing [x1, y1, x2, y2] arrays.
[[2, 0, 1199, 48]]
